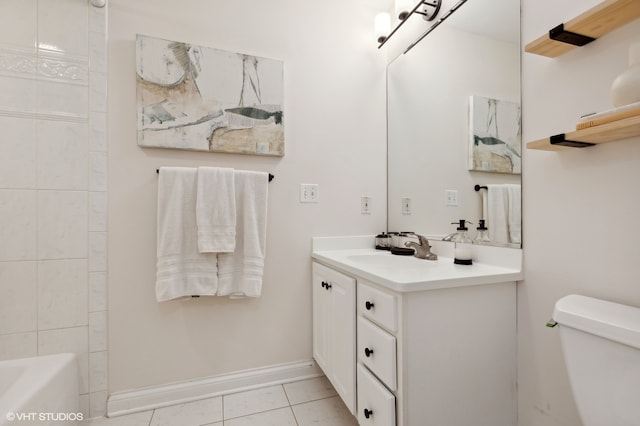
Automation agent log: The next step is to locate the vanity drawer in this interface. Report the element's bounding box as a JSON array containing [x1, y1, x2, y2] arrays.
[[357, 363, 396, 426], [357, 316, 397, 391], [358, 282, 397, 333]]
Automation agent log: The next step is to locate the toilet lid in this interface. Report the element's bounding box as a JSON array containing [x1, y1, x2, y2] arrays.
[[553, 294, 640, 349]]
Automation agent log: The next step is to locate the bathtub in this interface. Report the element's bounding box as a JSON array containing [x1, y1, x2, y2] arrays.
[[0, 353, 80, 425]]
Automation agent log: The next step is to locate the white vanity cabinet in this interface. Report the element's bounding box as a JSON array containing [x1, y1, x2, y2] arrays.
[[357, 278, 516, 426], [312, 262, 356, 414], [312, 256, 517, 426]]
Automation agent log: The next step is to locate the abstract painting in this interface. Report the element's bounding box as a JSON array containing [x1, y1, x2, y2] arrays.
[[468, 96, 521, 174], [136, 35, 284, 156]]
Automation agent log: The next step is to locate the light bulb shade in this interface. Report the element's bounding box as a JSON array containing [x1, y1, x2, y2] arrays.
[[374, 12, 391, 43], [395, 0, 413, 20]]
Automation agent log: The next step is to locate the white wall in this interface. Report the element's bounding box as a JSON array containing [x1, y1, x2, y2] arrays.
[[0, 0, 107, 417], [108, 0, 387, 392], [519, 1, 640, 425]]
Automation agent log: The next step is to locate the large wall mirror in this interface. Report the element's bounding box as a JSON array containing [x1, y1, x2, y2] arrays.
[[387, 0, 522, 247]]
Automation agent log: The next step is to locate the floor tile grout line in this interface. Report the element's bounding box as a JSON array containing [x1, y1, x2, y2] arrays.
[[280, 384, 301, 426]]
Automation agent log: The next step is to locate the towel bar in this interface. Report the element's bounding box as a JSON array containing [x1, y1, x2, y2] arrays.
[[156, 169, 274, 182]]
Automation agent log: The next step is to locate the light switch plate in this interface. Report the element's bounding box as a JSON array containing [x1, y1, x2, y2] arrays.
[[361, 196, 371, 214], [300, 184, 319, 203], [402, 197, 411, 214], [445, 189, 458, 206]]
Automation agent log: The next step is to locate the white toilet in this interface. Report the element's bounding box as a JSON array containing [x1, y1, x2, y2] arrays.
[[553, 294, 640, 426]]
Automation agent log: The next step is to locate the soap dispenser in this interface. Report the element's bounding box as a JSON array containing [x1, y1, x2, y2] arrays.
[[451, 220, 473, 265], [473, 219, 491, 245]]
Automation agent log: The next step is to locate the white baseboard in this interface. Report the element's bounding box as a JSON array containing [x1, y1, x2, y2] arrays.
[[107, 359, 322, 417]]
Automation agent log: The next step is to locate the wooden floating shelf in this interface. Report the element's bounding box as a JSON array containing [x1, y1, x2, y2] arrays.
[[525, 0, 640, 58], [526, 115, 640, 151]]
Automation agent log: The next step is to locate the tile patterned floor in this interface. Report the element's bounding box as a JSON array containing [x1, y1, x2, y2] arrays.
[[81, 376, 358, 426]]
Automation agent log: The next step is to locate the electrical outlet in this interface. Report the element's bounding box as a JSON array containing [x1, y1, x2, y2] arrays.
[[300, 184, 319, 203], [445, 189, 458, 206], [361, 196, 371, 214], [402, 197, 411, 214]]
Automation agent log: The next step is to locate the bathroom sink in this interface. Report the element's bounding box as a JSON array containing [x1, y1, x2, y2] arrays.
[[346, 252, 432, 268]]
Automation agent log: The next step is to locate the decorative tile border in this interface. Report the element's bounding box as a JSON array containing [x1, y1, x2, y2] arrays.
[[0, 44, 89, 85], [38, 56, 88, 84], [0, 46, 36, 78]]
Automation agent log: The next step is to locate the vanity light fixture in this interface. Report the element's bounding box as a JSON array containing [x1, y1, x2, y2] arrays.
[[378, 0, 468, 54], [377, 0, 442, 48], [395, 0, 413, 20], [374, 12, 392, 43]]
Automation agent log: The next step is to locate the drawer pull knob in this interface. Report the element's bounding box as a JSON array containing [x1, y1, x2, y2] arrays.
[[365, 301, 375, 310], [321, 281, 327, 288], [364, 408, 373, 419], [326, 283, 332, 289], [364, 347, 374, 357]]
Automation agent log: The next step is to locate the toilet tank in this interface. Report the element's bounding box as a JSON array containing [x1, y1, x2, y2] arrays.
[[553, 295, 640, 426]]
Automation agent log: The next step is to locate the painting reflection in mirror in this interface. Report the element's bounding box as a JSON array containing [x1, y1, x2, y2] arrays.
[[469, 96, 521, 174]]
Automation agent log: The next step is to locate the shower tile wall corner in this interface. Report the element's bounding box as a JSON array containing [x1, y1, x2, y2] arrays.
[[0, 0, 108, 418]]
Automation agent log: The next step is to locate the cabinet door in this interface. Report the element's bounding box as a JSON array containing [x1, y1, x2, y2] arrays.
[[312, 262, 356, 415], [312, 266, 330, 374], [329, 272, 356, 413]]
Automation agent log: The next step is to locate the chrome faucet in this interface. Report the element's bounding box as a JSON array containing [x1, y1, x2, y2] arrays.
[[404, 234, 438, 260]]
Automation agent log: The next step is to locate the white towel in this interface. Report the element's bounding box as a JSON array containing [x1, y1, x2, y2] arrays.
[[507, 184, 521, 244], [487, 184, 509, 244], [196, 167, 236, 253], [217, 171, 269, 298], [156, 167, 218, 302]]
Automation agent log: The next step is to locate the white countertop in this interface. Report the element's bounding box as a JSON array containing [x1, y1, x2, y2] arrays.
[[311, 236, 523, 293]]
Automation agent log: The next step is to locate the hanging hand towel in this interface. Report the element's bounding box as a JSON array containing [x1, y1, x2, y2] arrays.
[[507, 184, 521, 244], [487, 184, 509, 245], [196, 167, 236, 253], [217, 171, 269, 298], [156, 167, 218, 302]]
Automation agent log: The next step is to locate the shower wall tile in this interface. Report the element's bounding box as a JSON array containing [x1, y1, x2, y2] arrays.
[[37, 80, 89, 118], [0, 332, 37, 361], [89, 32, 106, 74], [89, 6, 106, 37], [37, 120, 89, 190], [89, 311, 107, 353], [0, 116, 36, 189], [38, 325, 88, 355], [0, 0, 37, 49], [89, 232, 107, 271], [90, 390, 108, 418], [89, 191, 107, 232], [0, 261, 37, 334], [37, 50, 88, 84], [90, 151, 107, 191], [1, 0, 107, 410], [0, 75, 36, 114], [0, 46, 37, 79], [37, 0, 88, 55], [90, 112, 107, 152], [90, 71, 107, 113], [89, 271, 107, 313], [89, 350, 108, 392], [0, 190, 37, 261], [37, 191, 88, 260], [37, 259, 88, 330]]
